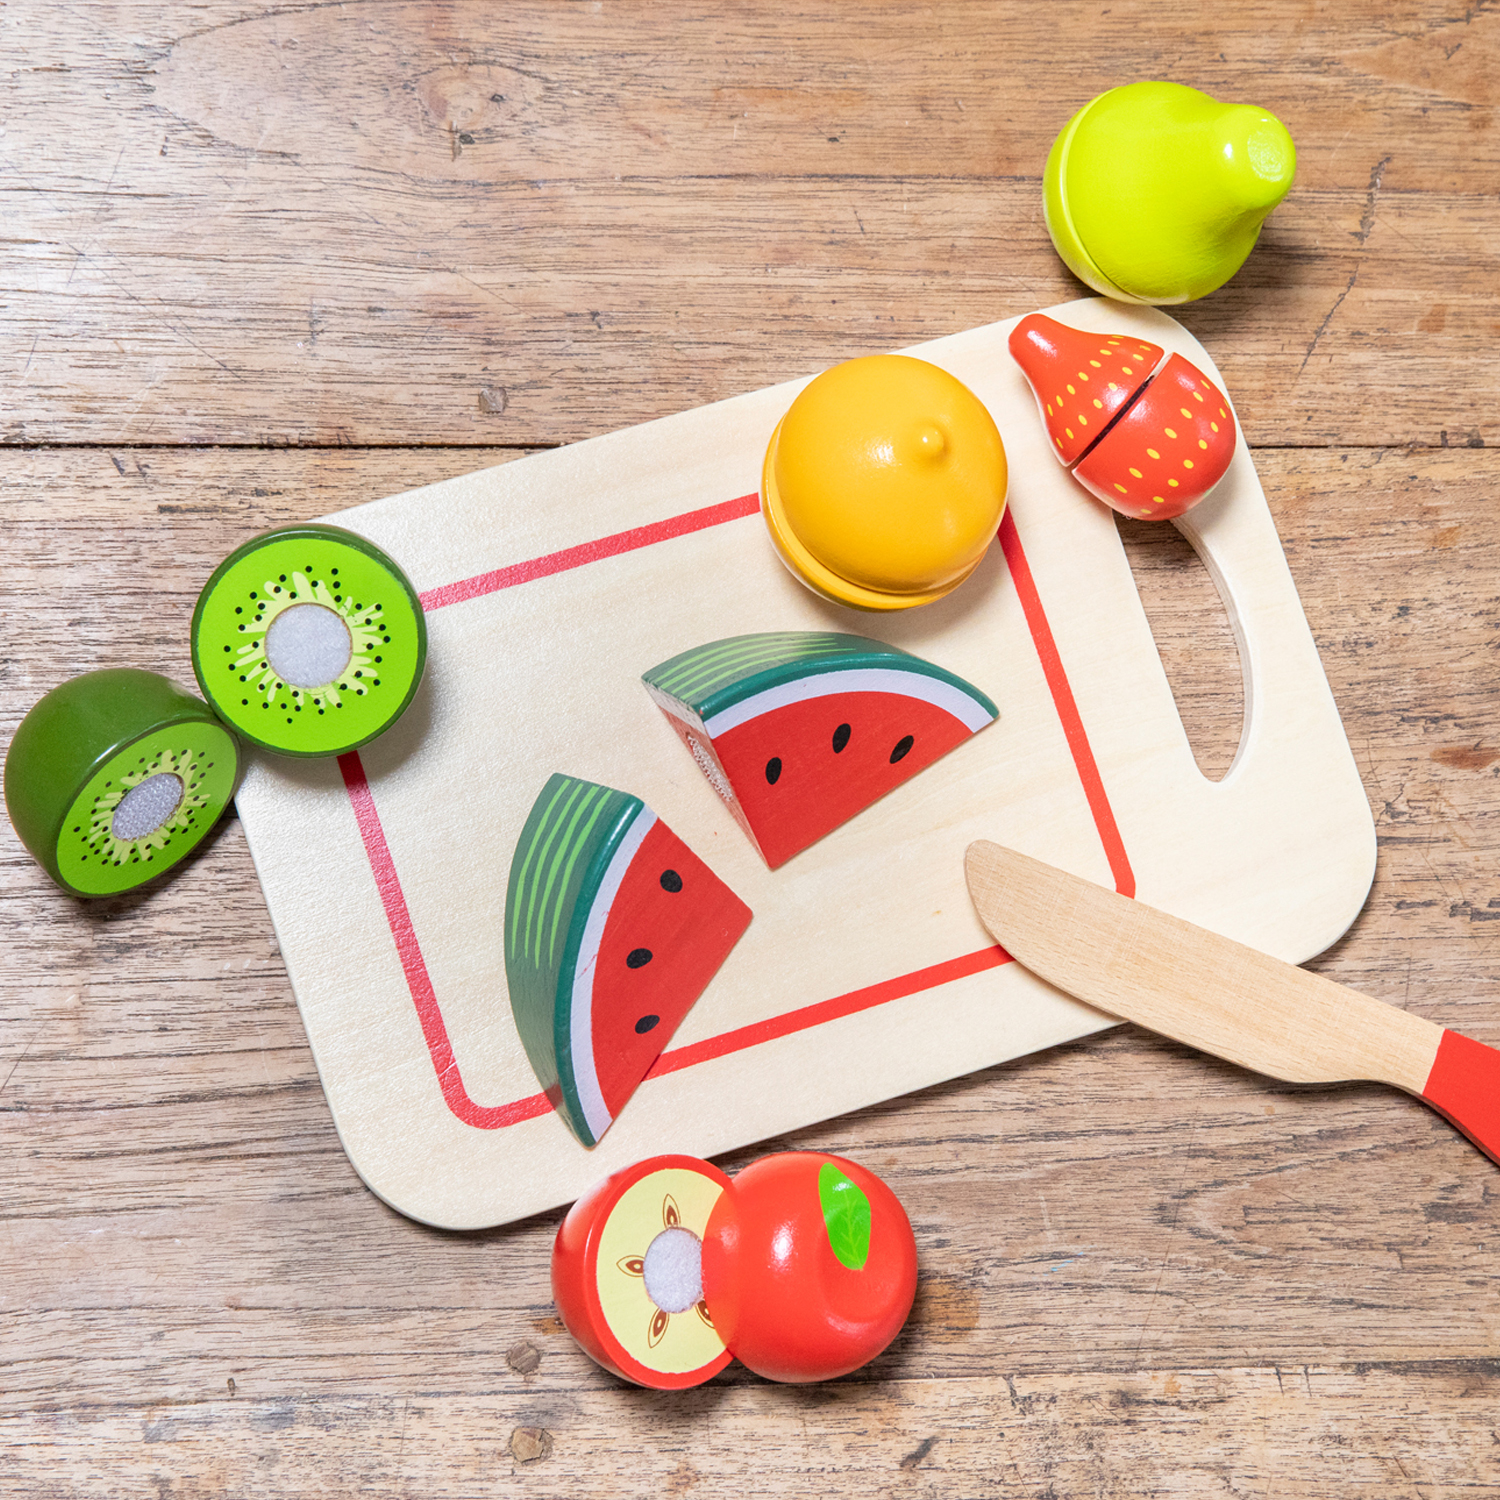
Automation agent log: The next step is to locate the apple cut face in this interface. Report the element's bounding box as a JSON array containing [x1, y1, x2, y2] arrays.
[[552, 1155, 733, 1390]]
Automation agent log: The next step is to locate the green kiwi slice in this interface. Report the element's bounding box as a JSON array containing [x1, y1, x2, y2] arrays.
[[190, 523, 427, 757], [4, 668, 240, 897]]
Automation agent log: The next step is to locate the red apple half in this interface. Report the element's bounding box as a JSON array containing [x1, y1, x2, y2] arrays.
[[552, 1154, 734, 1389], [700, 1151, 918, 1383]]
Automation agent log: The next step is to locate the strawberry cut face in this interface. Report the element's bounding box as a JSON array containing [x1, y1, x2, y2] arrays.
[[1009, 312, 1237, 521]]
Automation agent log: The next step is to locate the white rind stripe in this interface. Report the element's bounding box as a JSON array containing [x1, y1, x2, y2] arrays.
[[566, 806, 657, 1143], [703, 667, 995, 738]]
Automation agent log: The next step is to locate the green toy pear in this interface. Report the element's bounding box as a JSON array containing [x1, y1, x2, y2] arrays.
[[1044, 81, 1296, 305]]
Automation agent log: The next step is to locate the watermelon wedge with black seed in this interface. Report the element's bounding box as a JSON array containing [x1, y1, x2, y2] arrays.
[[505, 774, 752, 1148], [642, 633, 999, 869]]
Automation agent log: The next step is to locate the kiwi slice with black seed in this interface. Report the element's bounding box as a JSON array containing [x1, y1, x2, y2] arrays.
[[190, 523, 427, 757], [4, 668, 240, 897]]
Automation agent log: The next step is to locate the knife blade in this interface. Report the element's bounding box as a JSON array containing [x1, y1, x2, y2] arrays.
[[965, 840, 1500, 1166]]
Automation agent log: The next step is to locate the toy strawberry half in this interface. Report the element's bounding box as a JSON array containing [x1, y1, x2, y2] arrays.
[[1008, 312, 1236, 521]]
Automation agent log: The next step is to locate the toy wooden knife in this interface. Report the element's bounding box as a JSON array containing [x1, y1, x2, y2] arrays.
[[965, 841, 1500, 1165]]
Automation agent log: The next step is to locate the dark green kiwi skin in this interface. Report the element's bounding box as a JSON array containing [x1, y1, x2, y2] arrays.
[[188, 521, 429, 759], [3, 668, 241, 896]]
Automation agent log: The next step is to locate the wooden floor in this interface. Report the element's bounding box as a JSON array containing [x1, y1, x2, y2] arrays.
[[4, 3, 1499, 1495]]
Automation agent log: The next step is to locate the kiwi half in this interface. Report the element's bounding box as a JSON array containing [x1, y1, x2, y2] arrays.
[[4, 669, 240, 897], [191, 523, 427, 757]]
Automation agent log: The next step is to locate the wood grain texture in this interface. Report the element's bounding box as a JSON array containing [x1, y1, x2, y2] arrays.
[[4, 1, 1500, 1494], [1, 2, 1497, 448]]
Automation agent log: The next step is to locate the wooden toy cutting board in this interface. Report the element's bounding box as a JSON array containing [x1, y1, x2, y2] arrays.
[[234, 298, 1376, 1230]]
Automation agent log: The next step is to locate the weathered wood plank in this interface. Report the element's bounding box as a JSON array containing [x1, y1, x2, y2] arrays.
[[3, 1366, 1498, 1498], [9, 0, 1496, 192], [3, 180, 1492, 451], [1, 2, 1495, 446]]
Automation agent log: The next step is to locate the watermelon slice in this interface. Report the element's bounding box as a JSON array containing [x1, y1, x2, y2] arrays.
[[643, 632, 998, 869], [505, 774, 752, 1147]]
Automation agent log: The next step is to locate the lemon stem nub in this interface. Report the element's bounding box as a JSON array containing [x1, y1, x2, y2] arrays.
[[914, 423, 948, 460]]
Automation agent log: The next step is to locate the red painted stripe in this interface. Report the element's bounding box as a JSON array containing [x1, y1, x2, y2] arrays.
[[646, 945, 1010, 1078], [341, 492, 1132, 1128], [418, 492, 763, 612], [998, 509, 1135, 899], [337, 752, 552, 1130]]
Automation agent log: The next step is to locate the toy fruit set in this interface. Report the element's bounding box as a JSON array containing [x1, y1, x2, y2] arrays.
[[4, 523, 427, 897], [553, 1151, 918, 1388], [7, 70, 1301, 1395]]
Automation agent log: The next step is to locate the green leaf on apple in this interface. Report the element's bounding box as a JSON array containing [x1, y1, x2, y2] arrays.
[[817, 1162, 871, 1270]]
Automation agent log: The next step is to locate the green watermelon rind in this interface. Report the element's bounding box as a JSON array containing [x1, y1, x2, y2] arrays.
[[642, 632, 998, 726], [555, 801, 660, 1146], [504, 773, 646, 1145]]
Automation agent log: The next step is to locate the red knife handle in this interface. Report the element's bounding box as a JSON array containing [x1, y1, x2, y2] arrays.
[[1421, 1030, 1500, 1165]]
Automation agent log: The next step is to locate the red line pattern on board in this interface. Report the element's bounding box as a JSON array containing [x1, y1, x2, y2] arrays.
[[646, 945, 1010, 1079], [418, 493, 763, 612], [338, 753, 553, 1130], [998, 509, 1136, 899], [342, 495, 1131, 1127]]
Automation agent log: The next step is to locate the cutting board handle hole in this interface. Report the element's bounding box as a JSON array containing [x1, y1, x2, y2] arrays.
[[1115, 514, 1246, 782]]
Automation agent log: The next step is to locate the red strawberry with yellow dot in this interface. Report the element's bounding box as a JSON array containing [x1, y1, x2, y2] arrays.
[[1008, 312, 1236, 521], [1008, 314, 1164, 465]]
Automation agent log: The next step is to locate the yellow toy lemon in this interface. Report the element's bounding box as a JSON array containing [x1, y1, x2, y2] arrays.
[[761, 355, 1008, 611]]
